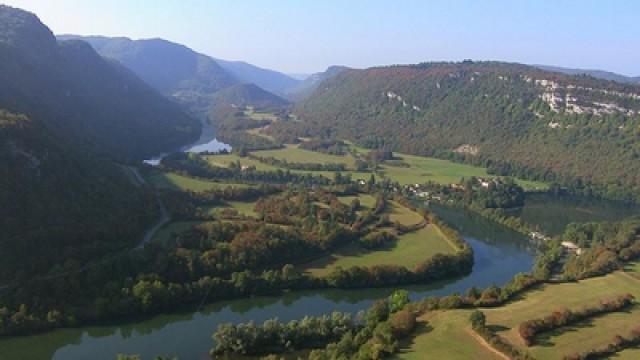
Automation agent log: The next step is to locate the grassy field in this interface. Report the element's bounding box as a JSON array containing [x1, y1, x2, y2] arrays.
[[397, 269, 640, 360], [204, 144, 546, 190], [252, 143, 536, 188], [245, 108, 279, 121], [205, 154, 278, 171], [201, 200, 258, 217], [255, 144, 357, 167], [337, 194, 377, 209], [205, 152, 371, 179], [482, 270, 640, 359], [302, 224, 455, 276], [388, 200, 424, 226], [379, 153, 546, 190], [395, 310, 503, 360], [146, 172, 249, 192]]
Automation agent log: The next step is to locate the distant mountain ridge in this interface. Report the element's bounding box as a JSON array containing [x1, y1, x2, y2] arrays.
[[213, 58, 301, 97], [0, 8, 200, 160], [211, 83, 289, 109], [59, 34, 298, 112], [57, 35, 238, 114], [285, 65, 349, 100], [534, 64, 640, 84]]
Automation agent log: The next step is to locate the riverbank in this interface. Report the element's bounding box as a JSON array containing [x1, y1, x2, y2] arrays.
[[0, 207, 534, 360]]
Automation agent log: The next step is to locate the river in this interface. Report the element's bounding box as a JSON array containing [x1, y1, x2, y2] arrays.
[[509, 193, 639, 236], [143, 120, 231, 166], [0, 207, 535, 360]]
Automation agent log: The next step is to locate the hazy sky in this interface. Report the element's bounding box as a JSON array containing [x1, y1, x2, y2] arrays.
[[4, 0, 639, 75]]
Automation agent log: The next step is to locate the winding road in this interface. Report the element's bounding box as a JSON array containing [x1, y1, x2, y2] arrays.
[[128, 166, 171, 248], [0, 166, 170, 293]]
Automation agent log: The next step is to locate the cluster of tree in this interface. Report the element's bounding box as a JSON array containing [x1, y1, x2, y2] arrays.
[[0, 264, 316, 336], [366, 149, 395, 163], [358, 231, 397, 249], [469, 310, 534, 360], [306, 290, 415, 359], [209, 104, 283, 151], [248, 154, 348, 172], [271, 61, 640, 203], [212, 312, 356, 356], [564, 326, 640, 360], [518, 294, 635, 346], [464, 177, 525, 209], [414, 272, 542, 314], [325, 250, 473, 289], [562, 218, 640, 279], [211, 290, 414, 358], [298, 139, 348, 155], [402, 178, 532, 235], [254, 189, 357, 227], [159, 185, 281, 220], [531, 240, 565, 280], [163, 220, 354, 280]]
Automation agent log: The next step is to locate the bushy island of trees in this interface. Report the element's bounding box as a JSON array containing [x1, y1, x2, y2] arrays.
[[212, 290, 416, 358]]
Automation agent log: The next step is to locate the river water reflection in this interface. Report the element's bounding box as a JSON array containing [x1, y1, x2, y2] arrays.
[[0, 207, 535, 360]]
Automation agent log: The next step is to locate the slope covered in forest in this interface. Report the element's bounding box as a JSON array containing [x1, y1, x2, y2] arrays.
[[0, 7, 200, 160], [0, 110, 155, 283], [273, 61, 640, 201]]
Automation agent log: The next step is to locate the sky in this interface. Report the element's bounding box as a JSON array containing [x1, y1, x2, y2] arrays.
[[3, 0, 639, 76]]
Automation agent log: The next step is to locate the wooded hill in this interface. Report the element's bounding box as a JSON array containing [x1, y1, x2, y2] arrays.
[[211, 83, 289, 109], [0, 110, 155, 283], [60, 35, 299, 115], [0, 6, 193, 282], [273, 61, 640, 201], [0, 6, 200, 161]]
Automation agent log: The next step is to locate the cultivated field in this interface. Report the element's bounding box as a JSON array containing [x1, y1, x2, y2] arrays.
[[146, 171, 249, 192], [201, 200, 258, 217], [395, 310, 503, 360], [255, 144, 357, 167], [388, 200, 425, 226], [482, 270, 640, 359], [205, 153, 278, 171], [302, 224, 455, 277]]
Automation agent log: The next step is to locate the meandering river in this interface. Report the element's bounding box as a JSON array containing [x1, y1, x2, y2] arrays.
[[2, 128, 637, 359], [0, 208, 535, 360]]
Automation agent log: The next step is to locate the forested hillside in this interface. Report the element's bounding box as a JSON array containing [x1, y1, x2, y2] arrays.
[[213, 58, 300, 97], [272, 61, 640, 201], [0, 6, 200, 160], [0, 110, 155, 283], [285, 65, 349, 100], [211, 83, 289, 109], [58, 35, 238, 114]]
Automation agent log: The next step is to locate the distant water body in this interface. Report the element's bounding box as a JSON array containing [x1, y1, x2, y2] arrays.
[[143, 120, 231, 166]]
